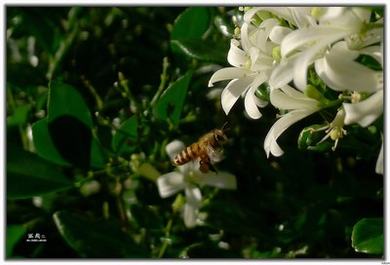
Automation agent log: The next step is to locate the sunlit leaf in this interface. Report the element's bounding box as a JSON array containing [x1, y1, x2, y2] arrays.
[[352, 218, 383, 255], [47, 80, 92, 128], [171, 7, 210, 40], [170, 39, 228, 64]]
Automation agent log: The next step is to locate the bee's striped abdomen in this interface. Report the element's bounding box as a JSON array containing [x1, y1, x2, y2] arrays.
[[173, 144, 200, 165]]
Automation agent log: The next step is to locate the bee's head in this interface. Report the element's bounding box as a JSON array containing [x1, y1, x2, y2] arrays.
[[214, 129, 228, 144]]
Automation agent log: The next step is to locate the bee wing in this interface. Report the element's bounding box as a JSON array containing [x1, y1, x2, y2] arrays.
[[206, 146, 224, 163]]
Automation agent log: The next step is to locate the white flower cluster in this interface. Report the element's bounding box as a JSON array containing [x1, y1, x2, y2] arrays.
[[209, 7, 383, 174]]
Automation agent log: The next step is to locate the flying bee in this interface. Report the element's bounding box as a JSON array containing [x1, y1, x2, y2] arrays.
[[173, 123, 229, 173]]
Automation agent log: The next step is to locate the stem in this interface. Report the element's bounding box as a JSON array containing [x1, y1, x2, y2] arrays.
[[81, 75, 104, 111], [157, 217, 174, 258], [118, 72, 141, 113], [116, 193, 129, 231], [46, 7, 80, 80], [150, 57, 169, 107]]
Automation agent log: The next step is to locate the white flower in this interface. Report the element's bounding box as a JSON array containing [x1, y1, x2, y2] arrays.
[[157, 140, 237, 228], [209, 17, 291, 119], [276, 7, 382, 91], [264, 85, 321, 157], [315, 41, 382, 93], [343, 90, 383, 127]]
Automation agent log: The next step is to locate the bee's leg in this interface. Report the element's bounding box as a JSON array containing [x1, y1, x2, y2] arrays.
[[199, 154, 211, 173]]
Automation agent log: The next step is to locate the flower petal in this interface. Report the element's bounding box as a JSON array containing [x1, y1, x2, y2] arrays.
[[244, 74, 267, 119], [264, 109, 318, 157], [293, 42, 325, 91], [255, 18, 279, 53], [221, 77, 254, 115], [281, 26, 348, 58], [289, 7, 315, 28], [269, 26, 292, 44], [375, 140, 383, 175], [208, 67, 251, 87], [351, 7, 371, 23], [268, 58, 295, 89], [157, 172, 185, 198], [183, 202, 198, 228], [315, 42, 382, 92], [185, 185, 202, 204], [183, 186, 202, 228], [165, 140, 185, 160], [197, 171, 237, 190], [240, 22, 251, 53], [317, 7, 346, 22], [270, 86, 318, 110], [227, 39, 247, 67], [343, 90, 383, 127]]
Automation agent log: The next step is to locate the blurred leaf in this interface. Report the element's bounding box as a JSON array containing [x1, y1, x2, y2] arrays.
[[32, 118, 71, 166], [153, 72, 192, 125], [53, 211, 148, 258], [47, 80, 92, 128], [352, 218, 383, 254], [90, 137, 107, 168], [112, 116, 138, 154], [171, 7, 210, 40], [7, 104, 31, 127], [7, 148, 73, 199], [170, 39, 228, 64], [6, 225, 27, 258], [214, 16, 234, 37]]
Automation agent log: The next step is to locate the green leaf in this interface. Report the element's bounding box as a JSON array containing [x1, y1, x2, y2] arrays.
[[171, 7, 210, 40], [7, 105, 31, 127], [6, 225, 26, 258], [153, 72, 192, 125], [45, 81, 107, 169], [352, 218, 383, 255], [7, 148, 73, 199], [53, 211, 148, 258], [214, 16, 234, 37], [90, 137, 107, 168], [47, 80, 92, 128], [170, 39, 228, 64], [111, 116, 138, 154], [32, 118, 70, 166]]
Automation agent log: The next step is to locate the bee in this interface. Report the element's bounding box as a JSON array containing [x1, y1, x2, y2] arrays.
[[173, 123, 229, 173]]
